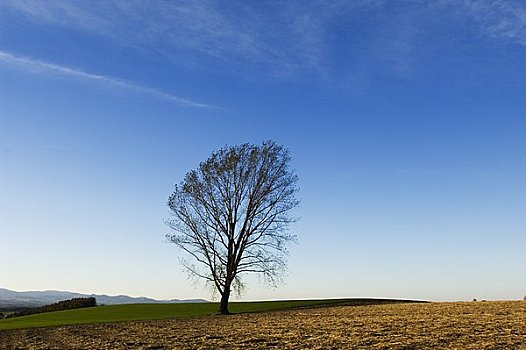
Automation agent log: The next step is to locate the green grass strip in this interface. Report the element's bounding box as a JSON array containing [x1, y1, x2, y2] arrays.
[[0, 298, 419, 331]]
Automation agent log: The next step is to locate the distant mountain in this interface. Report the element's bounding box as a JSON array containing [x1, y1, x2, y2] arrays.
[[0, 288, 207, 309]]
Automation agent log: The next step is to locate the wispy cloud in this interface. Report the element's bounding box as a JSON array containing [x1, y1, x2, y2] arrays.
[[2, 0, 525, 85], [438, 0, 526, 45], [0, 50, 209, 108], [0, 0, 383, 78]]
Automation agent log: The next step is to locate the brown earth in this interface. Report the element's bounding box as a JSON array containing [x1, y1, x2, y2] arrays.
[[1, 301, 525, 349]]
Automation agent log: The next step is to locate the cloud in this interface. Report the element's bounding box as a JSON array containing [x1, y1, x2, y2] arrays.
[[0, 0, 384, 77], [0, 50, 209, 108], [438, 0, 526, 45], [2, 0, 525, 86]]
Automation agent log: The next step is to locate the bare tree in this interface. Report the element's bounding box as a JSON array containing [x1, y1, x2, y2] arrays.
[[166, 141, 299, 314]]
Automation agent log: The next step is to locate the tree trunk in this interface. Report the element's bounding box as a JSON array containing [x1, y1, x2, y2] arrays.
[[218, 289, 231, 315]]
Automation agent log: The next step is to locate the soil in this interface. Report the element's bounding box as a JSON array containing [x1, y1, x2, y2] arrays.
[[1, 301, 525, 349]]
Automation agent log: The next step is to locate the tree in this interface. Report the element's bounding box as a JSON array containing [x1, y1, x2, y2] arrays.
[[166, 141, 299, 314]]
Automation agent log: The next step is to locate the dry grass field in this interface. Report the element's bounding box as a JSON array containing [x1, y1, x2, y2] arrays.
[[1, 301, 525, 349]]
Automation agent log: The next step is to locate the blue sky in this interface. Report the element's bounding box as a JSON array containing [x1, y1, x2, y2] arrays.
[[0, 0, 525, 302]]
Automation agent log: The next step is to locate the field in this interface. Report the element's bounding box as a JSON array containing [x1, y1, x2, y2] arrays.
[[0, 299, 411, 331], [1, 301, 525, 349]]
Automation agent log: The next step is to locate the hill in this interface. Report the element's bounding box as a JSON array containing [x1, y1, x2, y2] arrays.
[[0, 288, 206, 310]]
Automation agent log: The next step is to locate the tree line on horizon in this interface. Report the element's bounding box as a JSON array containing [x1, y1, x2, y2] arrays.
[[2, 297, 97, 319]]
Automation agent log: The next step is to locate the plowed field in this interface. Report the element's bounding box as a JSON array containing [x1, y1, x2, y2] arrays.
[[1, 301, 525, 349]]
